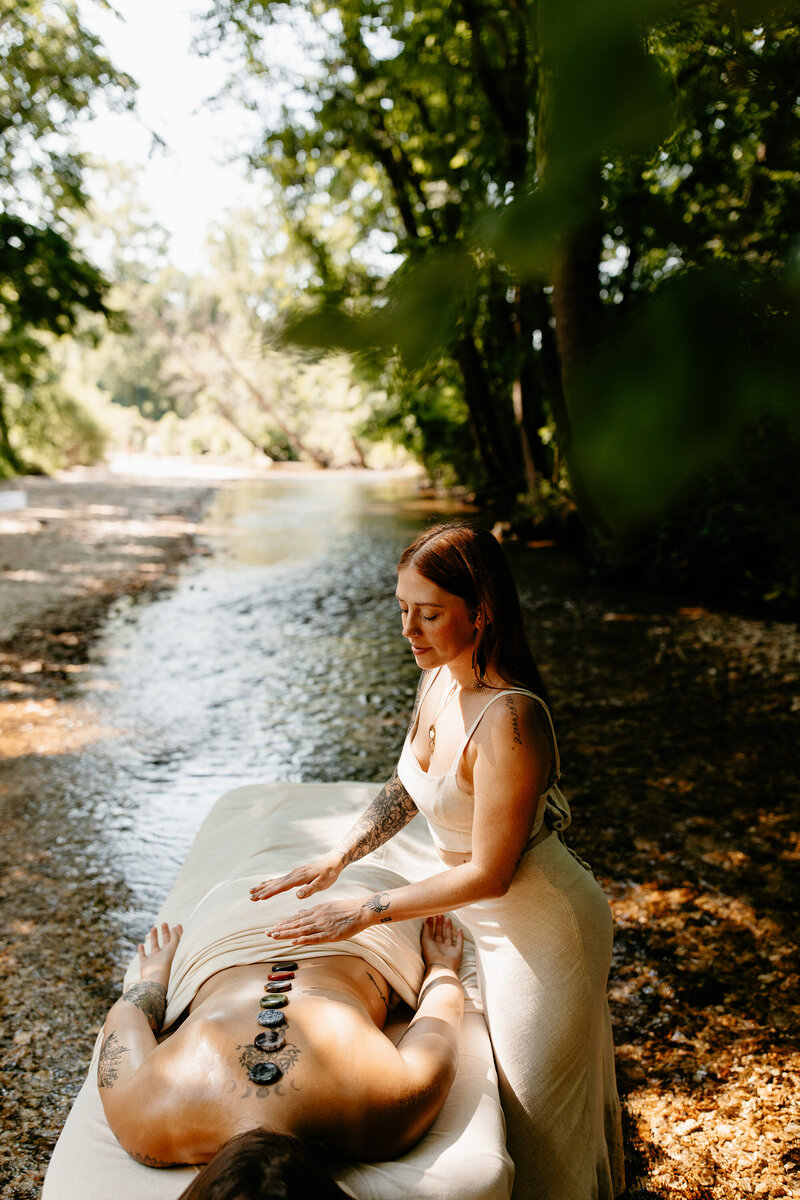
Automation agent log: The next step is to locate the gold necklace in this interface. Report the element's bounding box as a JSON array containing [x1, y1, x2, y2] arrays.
[[428, 682, 459, 756]]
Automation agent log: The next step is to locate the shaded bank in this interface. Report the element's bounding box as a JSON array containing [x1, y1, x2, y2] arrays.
[[0, 471, 797, 1200]]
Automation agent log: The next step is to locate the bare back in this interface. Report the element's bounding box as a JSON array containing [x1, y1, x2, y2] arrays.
[[112, 956, 428, 1165]]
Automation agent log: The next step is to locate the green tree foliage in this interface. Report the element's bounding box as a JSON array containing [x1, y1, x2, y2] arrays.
[[0, 0, 132, 473], [208, 0, 559, 494], [83, 202, 375, 466], [205, 0, 800, 598]]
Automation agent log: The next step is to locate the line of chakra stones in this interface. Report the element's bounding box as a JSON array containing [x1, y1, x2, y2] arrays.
[[250, 962, 298, 1085]]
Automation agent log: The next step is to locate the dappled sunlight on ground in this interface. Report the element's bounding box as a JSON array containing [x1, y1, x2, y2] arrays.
[[0, 469, 797, 1199]]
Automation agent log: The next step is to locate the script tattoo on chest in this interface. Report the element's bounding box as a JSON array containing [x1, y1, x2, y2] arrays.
[[97, 1030, 129, 1089]]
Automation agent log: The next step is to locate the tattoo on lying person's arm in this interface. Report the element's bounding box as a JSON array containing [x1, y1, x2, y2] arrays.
[[120, 981, 167, 1033], [97, 1030, 130, 1089]]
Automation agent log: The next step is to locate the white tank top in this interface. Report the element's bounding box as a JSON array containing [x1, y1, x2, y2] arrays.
[[397, 670, 573, 855]]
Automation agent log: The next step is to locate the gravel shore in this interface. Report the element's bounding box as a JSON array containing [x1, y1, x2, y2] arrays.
[[0, 465, 217, 1199]]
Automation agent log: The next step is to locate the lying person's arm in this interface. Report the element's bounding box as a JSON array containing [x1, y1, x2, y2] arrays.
[[366, 915, 465, 1157], [97, 922, 183, 1167]]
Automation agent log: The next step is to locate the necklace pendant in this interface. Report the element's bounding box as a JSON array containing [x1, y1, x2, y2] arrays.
[[428, 723, 436, 754]]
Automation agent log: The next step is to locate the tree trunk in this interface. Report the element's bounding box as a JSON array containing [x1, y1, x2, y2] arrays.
[[550, 195, 611, 539], [514, 282, 556, 491], [453, 335, 525, 495], [535, 10, 608, 537]]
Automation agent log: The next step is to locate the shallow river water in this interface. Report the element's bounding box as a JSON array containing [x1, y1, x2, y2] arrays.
[[66, 474, 491, 953]]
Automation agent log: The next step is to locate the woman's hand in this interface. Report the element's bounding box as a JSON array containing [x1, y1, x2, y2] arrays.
[[137, 922, 183, 990], [249, 850, 343, 904], [265, 891, 390, 947], [421, 915, 464, 974]]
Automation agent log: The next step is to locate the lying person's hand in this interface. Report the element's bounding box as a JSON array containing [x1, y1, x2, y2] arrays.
[[249, 850, 343, 904], [138, 921, 183, 991], [421, 915, 464, 974]]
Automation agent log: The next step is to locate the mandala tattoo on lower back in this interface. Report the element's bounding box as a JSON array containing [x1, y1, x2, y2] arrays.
[[236, 1040, 301, 1098], [98, 1031, 129, 1089]]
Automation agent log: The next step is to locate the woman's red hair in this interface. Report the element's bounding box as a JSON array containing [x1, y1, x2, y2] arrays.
[[397, 521, 549, 703]]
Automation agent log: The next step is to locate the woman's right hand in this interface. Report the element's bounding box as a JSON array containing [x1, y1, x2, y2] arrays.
[[249, 850, 343, 903]]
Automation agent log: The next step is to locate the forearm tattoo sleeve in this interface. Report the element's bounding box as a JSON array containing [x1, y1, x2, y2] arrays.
[[121, 981, 167, 1033], [337, 772, 418, 866]]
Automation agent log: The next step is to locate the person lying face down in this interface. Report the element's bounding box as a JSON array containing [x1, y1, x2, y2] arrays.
[[97, 915, 464, 1198]]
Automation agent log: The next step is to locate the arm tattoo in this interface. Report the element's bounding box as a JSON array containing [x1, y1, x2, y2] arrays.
[[121, 981, 167, 1033], [336, 772, 418, 867], [505, 696, 558, 786], [363, 891, 392, 923], [98, 1031, 129, 1089], [505, 695, 523, 745]]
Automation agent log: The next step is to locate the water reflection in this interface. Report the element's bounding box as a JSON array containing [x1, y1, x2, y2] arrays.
[[80, 474, 456, 948]]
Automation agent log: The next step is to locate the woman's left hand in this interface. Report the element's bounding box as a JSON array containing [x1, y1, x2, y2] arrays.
[[265, 894, 387, 946]]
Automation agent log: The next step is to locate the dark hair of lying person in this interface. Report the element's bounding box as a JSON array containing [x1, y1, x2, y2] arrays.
[[177, 1129, 349, 1200]]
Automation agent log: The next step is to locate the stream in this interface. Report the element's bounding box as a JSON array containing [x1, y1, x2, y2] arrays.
[[55, 474, 495, 954]]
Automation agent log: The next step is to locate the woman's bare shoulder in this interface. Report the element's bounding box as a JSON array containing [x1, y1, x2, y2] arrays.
[[479, 687, 549, 736], [474, 690, 556, 785]]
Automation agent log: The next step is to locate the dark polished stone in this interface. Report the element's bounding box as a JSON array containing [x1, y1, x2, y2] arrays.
[[268, 971, 295, 981], [265, 981, 292, 993], [248, 1061, 282, 1086], [254, 1029, 286, 1051], [271, 961, 298, 972], [259, 993, 289, 1009], [256, 1009, 286, 1028]]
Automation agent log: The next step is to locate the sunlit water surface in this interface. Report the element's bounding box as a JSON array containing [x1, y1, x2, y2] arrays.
[[69, 475, 475, 952]]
